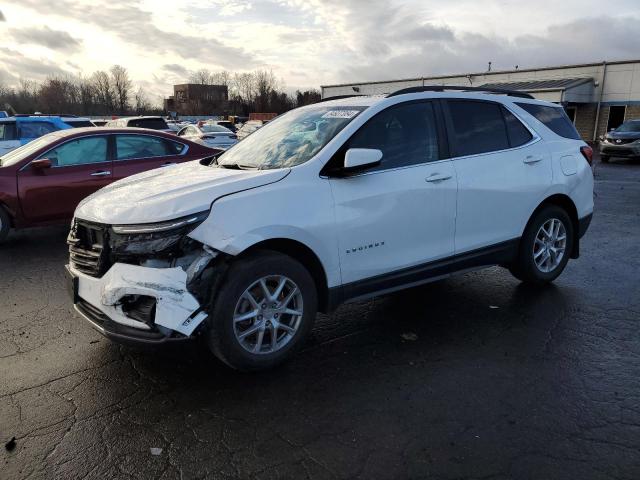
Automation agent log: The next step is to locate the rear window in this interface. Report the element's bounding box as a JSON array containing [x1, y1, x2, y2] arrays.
[[128, 118, 169, 130], [0, 122, 16, 140], [516, 103, 581, 140], [65, 120, 95, 128]]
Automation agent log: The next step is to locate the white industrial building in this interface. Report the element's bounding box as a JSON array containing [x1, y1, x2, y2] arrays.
[[321, 59, 640, 142]]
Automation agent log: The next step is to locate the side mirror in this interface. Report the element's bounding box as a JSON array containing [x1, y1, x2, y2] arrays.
[[343, 148, 382, 171], [31, 158, 52, 170], [609, 127, 615, 132]]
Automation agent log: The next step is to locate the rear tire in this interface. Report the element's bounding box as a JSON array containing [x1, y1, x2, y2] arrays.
[[509, 205, 574, 284], [0, 207, 11, 243], [206, 250, 318, 371], [600, 155, 610, 163]]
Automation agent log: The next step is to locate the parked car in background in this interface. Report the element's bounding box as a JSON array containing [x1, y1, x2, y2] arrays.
[[0, 116, 72, 155], [0, 127, 213, 240], [61, 116, 96, 128], [207, 120, 237, 133], [599, 119, 640, 162], [106, 116, 173, 134], [236, 120, 263, 140], [177, 124, 238, 150], [92, 120, 109, 127], [65, 88, 593, 370]]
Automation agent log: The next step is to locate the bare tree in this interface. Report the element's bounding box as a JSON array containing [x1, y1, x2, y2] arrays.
[[134, 86, 151, 114], [91, 70, 114, 114], [110, 65, 131, 114], [189, 68, 214, 85]]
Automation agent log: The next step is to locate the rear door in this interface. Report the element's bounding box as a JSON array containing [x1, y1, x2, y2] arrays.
[[0, 121, 19, 154], [443, 99, 552, 253], [17, 134, 113, 223], [112, 133, 189, 181]]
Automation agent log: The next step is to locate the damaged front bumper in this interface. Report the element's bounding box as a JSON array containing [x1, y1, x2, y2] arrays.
[[67, 261, 211, 345]]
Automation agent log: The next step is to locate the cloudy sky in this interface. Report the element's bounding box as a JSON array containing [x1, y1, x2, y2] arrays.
[[1, 0, 639, 102]]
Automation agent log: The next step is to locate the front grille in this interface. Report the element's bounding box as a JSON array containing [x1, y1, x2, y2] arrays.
[[68, 220, 110, 277]]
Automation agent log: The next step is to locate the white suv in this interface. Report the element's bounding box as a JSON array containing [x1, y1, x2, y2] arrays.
[[66, 87, 594, 370]]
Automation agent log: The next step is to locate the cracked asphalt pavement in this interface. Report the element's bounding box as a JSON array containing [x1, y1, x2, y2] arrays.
[[1, 157, 639, 480]]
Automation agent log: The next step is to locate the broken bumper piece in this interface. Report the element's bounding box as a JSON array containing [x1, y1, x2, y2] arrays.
[[67, 262, 208, 345]]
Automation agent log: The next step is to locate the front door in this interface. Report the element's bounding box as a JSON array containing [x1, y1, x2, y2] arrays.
[[329, 100, 457, 286], [17, 135, 113, 223]]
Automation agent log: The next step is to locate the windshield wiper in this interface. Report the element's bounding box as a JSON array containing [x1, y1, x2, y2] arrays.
[[218, 163, 258, 170]]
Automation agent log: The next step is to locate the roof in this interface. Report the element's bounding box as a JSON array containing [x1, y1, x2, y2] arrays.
[[321, 58, 638, 89], [107, 116, 164, 121], [479, 78, 593, 91], [50, 126, 179, 138]]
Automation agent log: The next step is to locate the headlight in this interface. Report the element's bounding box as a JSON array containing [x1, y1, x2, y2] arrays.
[[112, 211, 209, 234], [110, 211, 209, 257]]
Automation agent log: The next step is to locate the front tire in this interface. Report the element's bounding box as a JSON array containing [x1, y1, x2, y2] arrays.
[[509, 205, 574, 284], [206, 250, 318, 371], [0, 207, 11, 243]]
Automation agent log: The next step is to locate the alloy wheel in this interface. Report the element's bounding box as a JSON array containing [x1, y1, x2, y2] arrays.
[[533, 218, 567, 273], [232, 275, 304, 355]]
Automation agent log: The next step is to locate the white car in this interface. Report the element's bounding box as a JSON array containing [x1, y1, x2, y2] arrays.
[[177, 124, 238, 150], [66, 87, 594, 371]]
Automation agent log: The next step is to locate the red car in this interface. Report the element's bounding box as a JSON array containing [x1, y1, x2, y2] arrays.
[[0, 127, 215, 240]]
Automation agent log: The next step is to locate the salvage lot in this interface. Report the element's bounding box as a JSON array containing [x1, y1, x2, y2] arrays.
[[1, 157, 639, 480]]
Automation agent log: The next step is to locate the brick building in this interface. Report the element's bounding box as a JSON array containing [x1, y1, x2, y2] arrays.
[[321, 59, 640, 141], [163, 84, 228, 116]]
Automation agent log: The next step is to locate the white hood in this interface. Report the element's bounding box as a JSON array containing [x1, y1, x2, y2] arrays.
[[74, 160, 290, 224]]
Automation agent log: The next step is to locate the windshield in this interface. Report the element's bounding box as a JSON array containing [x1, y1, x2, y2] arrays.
[[217, 105, 365, 169], [202, 125, 231, 133], [615, 121, 640, 133], [0, 134, 58, 167]]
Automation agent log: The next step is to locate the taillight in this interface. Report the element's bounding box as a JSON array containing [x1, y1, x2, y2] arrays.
[[580, 145, 593, 165]]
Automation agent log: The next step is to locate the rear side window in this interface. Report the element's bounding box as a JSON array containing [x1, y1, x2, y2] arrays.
[[128, 118, 169, 130], [346, 101, 440, 171], [0, 122, 16, 140], [447, 100, 509, 156], [515, 103, 581, 140], [20, 121, 58, 139], [167, 140, 186, 155], [116, 134, 169, 160], [502, 108, 533, 147]]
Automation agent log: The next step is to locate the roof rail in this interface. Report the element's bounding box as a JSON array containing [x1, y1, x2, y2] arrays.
[[387, 85, 535, 99], [14, 113, 80, 117], [317, 94, 364, 103]]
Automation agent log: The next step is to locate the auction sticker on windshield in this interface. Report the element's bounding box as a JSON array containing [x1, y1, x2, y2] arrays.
[[322, 110, 360, 119]]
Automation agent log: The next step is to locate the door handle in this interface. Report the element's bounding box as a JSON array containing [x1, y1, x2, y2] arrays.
[[425, 173, 452, 183], [523, 155, 543, 164], [90, 170, 111, 177]]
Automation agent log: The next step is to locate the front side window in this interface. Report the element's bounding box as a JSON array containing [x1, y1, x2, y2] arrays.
[[20, 121, 58, 139], [345, 101, 440, 171], [116, 134, 169, 160], [43, 136, 108, 167], [217, 105, 365, 169], [447, 100, 509, 156], [515, 102, 581, 140]]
